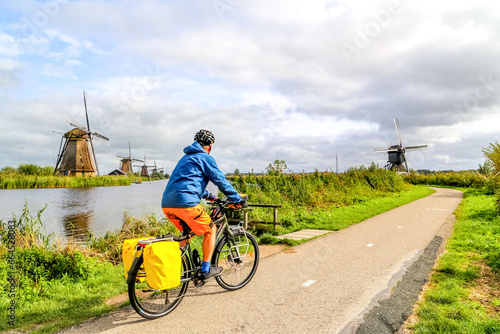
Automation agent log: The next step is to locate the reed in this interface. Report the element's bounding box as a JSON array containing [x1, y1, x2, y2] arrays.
[[229, 168, 410, 211], [225, 168, 415, 238], [0, 175, 133, 189]]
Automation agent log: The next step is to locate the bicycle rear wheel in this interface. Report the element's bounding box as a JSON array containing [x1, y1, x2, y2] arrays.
[[213, 231, 259, 291], [128, 253, 190, 319]]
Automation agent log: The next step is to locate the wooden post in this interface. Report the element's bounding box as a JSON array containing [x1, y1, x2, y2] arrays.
[[244, 210, 249, 229], [245, 204, 282, 227]]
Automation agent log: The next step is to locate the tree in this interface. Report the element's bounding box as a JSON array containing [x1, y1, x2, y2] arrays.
[[0, 166, 17, 176], [150, 171, 166, 180], [483, 142, 500, 176], [234, 168, 240, 176], [368, 161, 380, 172], [478, 160, 493, 176], [266, 160, 288, 176], [18, 163, 42, 175], [40, 166, 55, 176]]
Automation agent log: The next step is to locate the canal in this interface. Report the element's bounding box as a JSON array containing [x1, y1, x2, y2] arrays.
[[0, 180, 217, 240]]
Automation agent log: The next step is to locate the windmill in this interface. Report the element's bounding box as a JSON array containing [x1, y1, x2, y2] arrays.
[[117, 142, 143, 174], [375, 118, 428, 174], [54, 91, 109, 177], [151, 161, 164, 174], [134, 156, 159, 177]]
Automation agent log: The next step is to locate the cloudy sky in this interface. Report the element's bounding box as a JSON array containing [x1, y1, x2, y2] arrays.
[[1, 0, 499, 175]]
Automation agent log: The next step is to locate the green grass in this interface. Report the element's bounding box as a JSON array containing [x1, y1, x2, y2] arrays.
[[0, 259, 127, 333], [410, 190, 500, 333]]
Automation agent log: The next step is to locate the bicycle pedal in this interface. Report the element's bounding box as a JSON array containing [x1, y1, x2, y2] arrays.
[[194, 279, 207, 288], [193, 269, 206, 287], [194, 275, 208, 287]]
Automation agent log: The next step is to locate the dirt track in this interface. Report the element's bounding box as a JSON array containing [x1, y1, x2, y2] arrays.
[[58, 187, 462, 334]]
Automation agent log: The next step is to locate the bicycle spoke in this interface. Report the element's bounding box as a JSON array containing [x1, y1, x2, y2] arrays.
[[214, 231, 259, 291]]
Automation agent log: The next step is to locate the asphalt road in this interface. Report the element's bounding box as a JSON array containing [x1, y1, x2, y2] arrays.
[[59, 187, 463, 334]]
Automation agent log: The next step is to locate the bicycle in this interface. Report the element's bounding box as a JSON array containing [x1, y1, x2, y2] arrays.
[[126, 197, 260, 319]]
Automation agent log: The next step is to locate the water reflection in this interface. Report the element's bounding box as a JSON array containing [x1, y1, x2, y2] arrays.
[[62, 212, 93, 241], [58, 188, 96, 240]]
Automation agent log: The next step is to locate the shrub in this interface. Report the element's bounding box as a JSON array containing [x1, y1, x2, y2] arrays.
[[483, 141, 500, 211], [404, 171, 495, 193], [15, 247, 90, 284]]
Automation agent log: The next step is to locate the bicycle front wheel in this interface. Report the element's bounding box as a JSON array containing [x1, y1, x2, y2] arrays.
[[213, 231, 259, 291], [128, 253, 190, 319]]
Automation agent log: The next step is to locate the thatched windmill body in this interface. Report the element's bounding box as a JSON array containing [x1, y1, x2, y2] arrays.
[[376, 118, 428, 174], [54, 92, 109, 177]]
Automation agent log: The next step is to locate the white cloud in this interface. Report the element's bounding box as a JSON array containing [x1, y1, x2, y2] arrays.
[[0, 32, 24, 57], [41, 63, 75, 79], [280, 113, 377, 139], [0, 58, 23, 88]]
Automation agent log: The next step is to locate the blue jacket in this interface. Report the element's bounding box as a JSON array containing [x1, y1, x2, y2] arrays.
[[161, 141, 242, 208]]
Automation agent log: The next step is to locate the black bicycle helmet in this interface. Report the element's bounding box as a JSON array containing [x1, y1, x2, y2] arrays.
[[194, 129, 215, 146]]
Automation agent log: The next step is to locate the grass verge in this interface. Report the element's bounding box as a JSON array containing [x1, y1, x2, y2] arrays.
[[408, 190, 500, 333], [0, 259, 127, 333]]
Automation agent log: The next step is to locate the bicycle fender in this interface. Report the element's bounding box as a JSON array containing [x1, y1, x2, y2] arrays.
[[127, 255, 143, 285]]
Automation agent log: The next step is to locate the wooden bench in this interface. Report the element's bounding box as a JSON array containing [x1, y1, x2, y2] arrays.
[[237, 204, 283, 229]]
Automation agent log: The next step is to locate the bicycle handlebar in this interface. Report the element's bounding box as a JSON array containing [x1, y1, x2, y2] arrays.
[[211, 195, 248, 209]]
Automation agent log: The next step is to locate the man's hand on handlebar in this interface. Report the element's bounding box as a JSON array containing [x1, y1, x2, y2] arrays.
[[227, 194, 248, 209], [206, 193, 218, 202]]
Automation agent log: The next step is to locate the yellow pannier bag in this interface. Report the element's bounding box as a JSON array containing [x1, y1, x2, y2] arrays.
[[143, 241, 181, 290], [122, 236, 153, 282]]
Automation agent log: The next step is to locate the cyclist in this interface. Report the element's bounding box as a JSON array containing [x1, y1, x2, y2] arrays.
[[162, 129, 244, 279]]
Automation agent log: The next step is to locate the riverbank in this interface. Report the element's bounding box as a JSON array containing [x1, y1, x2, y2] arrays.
[[0, 164, 168, 189], [0, 175, 135, 189]]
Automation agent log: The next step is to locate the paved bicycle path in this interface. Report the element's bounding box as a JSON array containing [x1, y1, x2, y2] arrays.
[[59, 187, 462, 334]]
